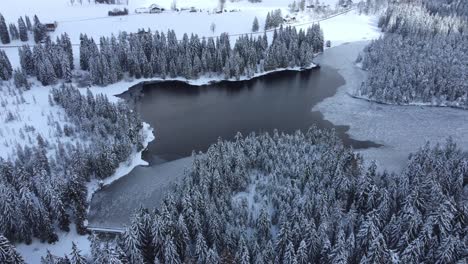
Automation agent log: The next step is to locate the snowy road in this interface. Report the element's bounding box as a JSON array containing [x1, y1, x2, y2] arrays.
[[314, 42, 468, 172]]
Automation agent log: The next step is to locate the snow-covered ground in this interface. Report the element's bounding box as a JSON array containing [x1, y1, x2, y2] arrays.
[[314, 41, 468, 172], [15, 224, 90, 264], [0, 81, 69, 159]]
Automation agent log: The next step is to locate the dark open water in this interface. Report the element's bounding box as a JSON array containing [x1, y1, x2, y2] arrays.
[[120, 66, 379, 164]]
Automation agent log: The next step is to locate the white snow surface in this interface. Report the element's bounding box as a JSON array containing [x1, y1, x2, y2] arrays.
[[15, 224, 90, 264], [313, 41, 468, 172], [0, 81, 71, 160], [15, 224, 91, 264]]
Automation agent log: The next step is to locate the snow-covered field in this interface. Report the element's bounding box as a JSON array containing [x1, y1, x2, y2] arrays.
[[314, 41, 468, 172]]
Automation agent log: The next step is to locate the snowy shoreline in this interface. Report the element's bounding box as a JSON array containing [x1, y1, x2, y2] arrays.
[[349, 93, 468, 111], [90, 63, 318, 100]]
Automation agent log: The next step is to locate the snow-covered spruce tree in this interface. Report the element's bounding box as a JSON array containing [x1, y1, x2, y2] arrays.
[[0, 14, 10, 44], [99, 129, 467, 264], [33, 15, 47, 43], [18, 17, 28, 42], [252, 17, 260, 32], [264, 9, 283, 30], [13, 68, 30, 89], [18, 45, 35, 75], [70, 242, 87, 264], [58, 33, 74, 70], [421, 0, 468, 18], [0, 235, 25, 264], [8, 24, 19, 41], [15, 35, 74, 85], [25, 16, 32, 31], [0, 50, 13, 80]]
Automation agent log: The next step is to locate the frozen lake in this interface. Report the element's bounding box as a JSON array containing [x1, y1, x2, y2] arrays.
[[88, 61, 382, 230], [314, 41, 468, 172]]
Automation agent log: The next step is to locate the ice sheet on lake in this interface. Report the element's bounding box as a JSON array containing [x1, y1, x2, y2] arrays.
[[88, 156, 193, 230], [313, 41, 468, 172]]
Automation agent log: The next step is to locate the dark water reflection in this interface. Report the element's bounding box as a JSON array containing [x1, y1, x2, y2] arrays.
[[120, 66, 380, 164]]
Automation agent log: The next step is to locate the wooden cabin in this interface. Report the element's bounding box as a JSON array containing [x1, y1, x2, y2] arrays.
[[45, 22, 58, 32]]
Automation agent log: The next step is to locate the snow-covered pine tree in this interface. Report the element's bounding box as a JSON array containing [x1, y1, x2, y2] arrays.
[[0, 235, 25, 264], [0, 14, 10, 44], [33, 15, 46, 43], [8, 24, 19, 40], [252, 17, 259, 32], [17, 17, 28, 41], [0, 50, 13, 80], [69, 242, 87, 264]]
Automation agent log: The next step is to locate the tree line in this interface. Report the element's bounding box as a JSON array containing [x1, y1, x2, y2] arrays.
[[79, 24, 323, 86], [356, 3, 468, 108], [0, 84, 144, 245], [0, 13, 48, 44], [1, 24, 323, 87]]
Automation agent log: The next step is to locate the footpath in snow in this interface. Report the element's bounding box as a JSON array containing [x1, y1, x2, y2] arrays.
[[313, 41, 468, 172]]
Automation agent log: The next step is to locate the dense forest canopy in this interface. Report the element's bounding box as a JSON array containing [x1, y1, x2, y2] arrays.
[[357, 2, 468, 108], [420, 0, 468, 18], [48, 127, 466, 264]]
